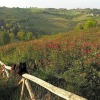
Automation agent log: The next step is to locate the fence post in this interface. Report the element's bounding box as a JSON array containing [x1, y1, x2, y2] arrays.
[[25, 79, 35, 100], [20, 78, 25, 100]]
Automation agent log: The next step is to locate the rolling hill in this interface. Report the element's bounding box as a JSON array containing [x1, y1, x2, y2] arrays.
[[0, 7, 100, 100], [0, 7, 100, 35]]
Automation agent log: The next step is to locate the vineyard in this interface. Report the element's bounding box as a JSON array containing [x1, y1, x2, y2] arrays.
[[0, 27, 100, 100]]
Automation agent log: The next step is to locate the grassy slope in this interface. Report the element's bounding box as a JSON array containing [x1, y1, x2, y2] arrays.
[[0, 8, 100, 34], [0, 27, 100, 64], [0, 27, 100, 100], [0, 8, 100, 99]]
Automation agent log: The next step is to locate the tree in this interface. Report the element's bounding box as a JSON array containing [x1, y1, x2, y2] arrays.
[[9, 32, 15, 42], [6, 23, 11, 30], [75, 23, 84, 30], [11, 25, 19, 38], [3, 31, 10, 45], [26, 32, 33, 41], [84, 19, 97, 29], [17, 31, 25, 41]]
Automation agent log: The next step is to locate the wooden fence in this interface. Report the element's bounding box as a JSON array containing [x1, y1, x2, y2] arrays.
[[0, 61, 87, 100]]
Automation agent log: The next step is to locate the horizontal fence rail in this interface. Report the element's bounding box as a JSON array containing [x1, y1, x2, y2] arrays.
[[0, 61, 87, 100]]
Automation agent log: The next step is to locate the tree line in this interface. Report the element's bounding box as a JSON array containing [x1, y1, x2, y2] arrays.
[[75, 19, 98, 30]]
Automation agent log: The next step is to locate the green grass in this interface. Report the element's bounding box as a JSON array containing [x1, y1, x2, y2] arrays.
[[0, 7, 100, 35], [0, 27, 100, 100]]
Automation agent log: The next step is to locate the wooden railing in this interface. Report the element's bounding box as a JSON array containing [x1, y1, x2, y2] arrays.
[[0, 61, 87, 100]]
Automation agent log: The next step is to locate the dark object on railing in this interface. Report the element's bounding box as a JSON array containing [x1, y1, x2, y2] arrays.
[[11, 61, 28, 76]]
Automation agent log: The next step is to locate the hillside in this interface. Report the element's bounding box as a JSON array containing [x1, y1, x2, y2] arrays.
[[0, 7, 100, 35], [0, 7, 100, 46], [0, 7, 100, 99], [0, 27, 100, 100]]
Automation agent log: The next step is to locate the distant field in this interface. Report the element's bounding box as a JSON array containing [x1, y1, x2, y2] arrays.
[[0, 7, 100, 45], [0, 7, 100, 35]]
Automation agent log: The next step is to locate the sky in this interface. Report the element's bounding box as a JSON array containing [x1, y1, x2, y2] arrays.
[[0, 0, 100, 9]]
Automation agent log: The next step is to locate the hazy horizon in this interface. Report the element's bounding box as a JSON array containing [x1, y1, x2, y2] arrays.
[[0, 0, 100, 9]]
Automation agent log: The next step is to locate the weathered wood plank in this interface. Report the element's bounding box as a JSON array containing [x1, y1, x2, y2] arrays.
[[23, 74, 87, 100], [18, 78, 24, 86], [0, 61, 10, 78], [0, 61, 11, 70], [20, 78, 25, 100], [25, 79, 35, 100]]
